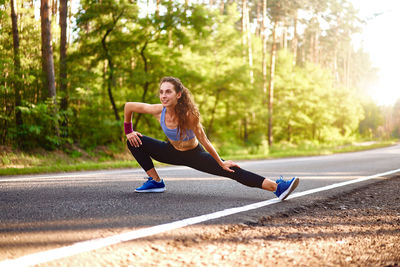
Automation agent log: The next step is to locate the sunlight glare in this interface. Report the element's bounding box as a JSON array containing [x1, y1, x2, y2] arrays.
[[352, 0, 400, 106]]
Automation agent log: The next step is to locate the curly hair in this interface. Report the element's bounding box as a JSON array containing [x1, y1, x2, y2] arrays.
[[160, 77, 200, 139]]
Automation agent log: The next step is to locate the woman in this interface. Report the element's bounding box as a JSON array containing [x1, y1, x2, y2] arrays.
[[124, 76, 299, 200]]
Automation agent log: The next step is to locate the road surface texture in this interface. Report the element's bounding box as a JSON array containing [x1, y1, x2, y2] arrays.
[[1, 144, 399, 266]]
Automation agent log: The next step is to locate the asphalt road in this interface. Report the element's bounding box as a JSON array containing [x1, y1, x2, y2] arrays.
[[1, 144, 400, 264]]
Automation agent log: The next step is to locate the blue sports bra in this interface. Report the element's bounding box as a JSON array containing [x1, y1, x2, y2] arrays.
[[160, 107, 195, 141]]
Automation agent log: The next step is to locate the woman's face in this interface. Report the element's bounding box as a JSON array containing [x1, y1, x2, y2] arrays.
[[159, 82, 181, 108]]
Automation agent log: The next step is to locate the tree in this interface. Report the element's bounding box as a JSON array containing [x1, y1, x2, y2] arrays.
[[241, 0, 254, 83], [266, 0, 287, 146], [391, 99, 400, 138], [317, 0, 360, 87], [359, 99, 383, 138], [0, 0, 385, 151], [10, 0, 22, 129], [267, 17, 277, 146], [75, 1, 140, 123], [59, 0, 68, 112], [261, 0, 267, 103], [40, 0, 56, 100]]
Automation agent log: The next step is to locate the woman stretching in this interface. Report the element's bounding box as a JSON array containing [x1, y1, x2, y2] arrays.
[[124, 76, 299, 200]]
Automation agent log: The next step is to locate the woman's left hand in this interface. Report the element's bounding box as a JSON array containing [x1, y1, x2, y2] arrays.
[[221, 160, 240, 173]]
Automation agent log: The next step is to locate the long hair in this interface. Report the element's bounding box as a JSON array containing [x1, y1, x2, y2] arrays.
[[160, 77, 200, 139]]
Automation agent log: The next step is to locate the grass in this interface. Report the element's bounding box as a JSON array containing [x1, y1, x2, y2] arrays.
[[0, 145, 140, 176], [0, 161, 140, 176], [216, 139, 397, 160], [0, 140, 397, 176]]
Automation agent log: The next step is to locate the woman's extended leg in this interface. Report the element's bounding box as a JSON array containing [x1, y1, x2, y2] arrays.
[[181, 145, 271, 189], [180, 145, 298, 199]]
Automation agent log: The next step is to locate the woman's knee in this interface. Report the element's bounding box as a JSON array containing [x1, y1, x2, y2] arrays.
[[126, 135, 146, 150], [126, 139, 135, 151], [126, 139, 143, 155]]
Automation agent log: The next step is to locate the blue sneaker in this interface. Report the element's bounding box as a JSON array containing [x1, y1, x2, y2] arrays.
[[274, 176, 299, 201], [135, 177, 166, 193]]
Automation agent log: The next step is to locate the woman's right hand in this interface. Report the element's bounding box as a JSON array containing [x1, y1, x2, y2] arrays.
[[220, 160, 240, 173], [126, 131, 143, 147]]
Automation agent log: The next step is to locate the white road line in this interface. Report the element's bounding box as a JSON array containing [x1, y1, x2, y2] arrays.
[[285, 168, 400, 200], [0, 166, 190, 182], [0, 168, 399, 267]]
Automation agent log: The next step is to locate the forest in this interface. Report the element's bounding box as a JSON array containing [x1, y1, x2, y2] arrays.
[[1, 0, 399, 156]]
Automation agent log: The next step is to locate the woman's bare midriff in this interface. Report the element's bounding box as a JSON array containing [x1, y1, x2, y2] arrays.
[[168, 138, 198, 151]]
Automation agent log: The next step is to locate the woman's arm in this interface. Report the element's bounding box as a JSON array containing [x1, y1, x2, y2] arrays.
[[193, 123, 240, 173], [124, 102, 162, 147], [124, 102, 162, 122]]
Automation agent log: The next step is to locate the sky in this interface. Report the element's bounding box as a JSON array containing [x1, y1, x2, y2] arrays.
[[351, 0, 400, 106]]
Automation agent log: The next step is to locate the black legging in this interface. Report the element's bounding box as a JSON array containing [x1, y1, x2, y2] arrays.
[[127, 135, 265, 188]]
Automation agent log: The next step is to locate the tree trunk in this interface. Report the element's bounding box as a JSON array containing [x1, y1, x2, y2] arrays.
[[308, 32, 314, 63], [10, 0, 23, 128], [292, 10, 298, 66], [346, 43, 351, 89], [101, 29, 120, 122], [246, 0, 254, 83], [219, 0, 224, 14], [256, 0, 261, 37], [314, 30, 319, 64], [268, 19, 277, 147], [133, 41, 152, 131], [261, 0, 267, 103], [282, 23, 287, 50], [333, 45, 338, 85], [333, 17, 340, 86], [102, 60, 107, 114], [40, 0, 56, 100], [52, 0, 58, 16], [243, 117, 248, 143], [67, 1, 72, 44], [41, 0, 60, 139], [207, 88, 222, 138], [59, 0, 68, 112], [241, 0, 247, 54], [156, 0, 160, 17]]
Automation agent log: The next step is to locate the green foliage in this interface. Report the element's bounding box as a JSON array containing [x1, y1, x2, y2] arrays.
[[0, 0, 391, 155], [12, 100, 71, 149], [359, 98, 384, 138], [391, 99, 400, 138]]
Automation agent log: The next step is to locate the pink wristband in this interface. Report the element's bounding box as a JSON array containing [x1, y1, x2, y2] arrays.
[[124, 122, 133, 135]]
